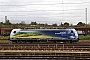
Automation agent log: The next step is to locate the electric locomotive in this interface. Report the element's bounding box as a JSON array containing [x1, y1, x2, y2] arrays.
[[10, 28, 78, 43]]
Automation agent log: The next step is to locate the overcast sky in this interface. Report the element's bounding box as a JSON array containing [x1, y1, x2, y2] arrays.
[[0, 0, 90, 25]]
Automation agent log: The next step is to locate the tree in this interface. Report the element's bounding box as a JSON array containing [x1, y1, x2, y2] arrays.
[[20, 21, 26, 25], [45, 23, 48, 26], [5, 20, 11, 25], [0, 22, 3, 25], [77, 22, 85, 26], [30, 22, 37, 25], [60, 22, 63, 27], [52, 23, 57, 27], [63, 22, 69, 27], [38, 23, 44, 26]]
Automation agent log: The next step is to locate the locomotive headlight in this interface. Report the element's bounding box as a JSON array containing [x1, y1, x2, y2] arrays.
[[70, 36, 75, 39]]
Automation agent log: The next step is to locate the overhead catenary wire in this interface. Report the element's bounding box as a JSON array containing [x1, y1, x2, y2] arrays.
[[0, 0, 89, 24], [0, 9, 85, 13], [0, 1, 90, 6]]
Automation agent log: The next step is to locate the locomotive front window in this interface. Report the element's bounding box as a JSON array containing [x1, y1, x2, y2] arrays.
[[13, 31, 16, 33], [71, 30, 73, 33]]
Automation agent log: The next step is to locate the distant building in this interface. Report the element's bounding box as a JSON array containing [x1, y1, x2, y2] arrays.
[[5, 16, 7, 23], [0, 28, 13, 36]]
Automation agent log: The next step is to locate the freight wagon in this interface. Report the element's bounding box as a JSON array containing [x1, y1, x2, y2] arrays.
[[10, 28, 79, 43]]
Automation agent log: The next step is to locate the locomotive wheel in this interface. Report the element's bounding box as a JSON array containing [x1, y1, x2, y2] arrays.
[[70, 40, 72, 43]]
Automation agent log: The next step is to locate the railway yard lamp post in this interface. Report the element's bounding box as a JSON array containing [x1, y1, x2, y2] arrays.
[[85, 8, 87, 34], [85, 8, 87, 28]]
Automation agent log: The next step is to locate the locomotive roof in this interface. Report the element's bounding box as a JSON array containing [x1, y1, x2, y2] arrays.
[[20, 29, 73, 31]]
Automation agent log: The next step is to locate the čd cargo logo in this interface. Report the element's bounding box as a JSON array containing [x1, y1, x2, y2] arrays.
[[55, 32, 66, 34]]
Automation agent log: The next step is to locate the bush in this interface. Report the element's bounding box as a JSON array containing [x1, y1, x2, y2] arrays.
[[0, 36, 9, 40], [79, 35, 90, 40]]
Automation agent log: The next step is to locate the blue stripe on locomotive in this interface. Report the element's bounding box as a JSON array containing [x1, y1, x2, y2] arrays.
[[39, 30, 68, 38], [20, 29, 70, 38]]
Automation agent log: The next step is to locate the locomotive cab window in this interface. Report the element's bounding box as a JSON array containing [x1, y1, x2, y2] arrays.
[[13, 31, 16, 33], [71, 30, 73, 33]]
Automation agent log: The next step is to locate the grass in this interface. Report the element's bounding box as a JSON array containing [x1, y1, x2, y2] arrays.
[[0, 36, 9, 40], [79, 35, 90, 40], [0, 35, 90, 40]]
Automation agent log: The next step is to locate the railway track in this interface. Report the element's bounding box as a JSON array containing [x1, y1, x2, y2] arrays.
[[0, 55, 90, 59], [0, 50, 90, 59], [0, 40, 90, 59], [0, 40, 90, 44], [0, 43, 90, 51]]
